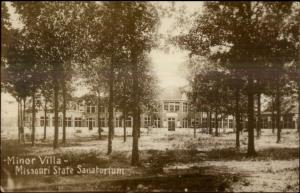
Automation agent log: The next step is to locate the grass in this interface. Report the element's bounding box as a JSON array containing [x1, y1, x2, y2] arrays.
[[1, 128, 299, 192]]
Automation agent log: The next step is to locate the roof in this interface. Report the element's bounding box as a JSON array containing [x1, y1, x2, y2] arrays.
[[157, 86, 187, 101]]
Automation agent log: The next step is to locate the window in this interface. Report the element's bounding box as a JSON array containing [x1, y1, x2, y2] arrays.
[[202, 118, 207, 128], [191, 118, 199, 127], [115, 117, 122, 127], [126, 117, 132, 127], [40, 116, 49, 127], [229, 119, 233, 128], [183, 103, 188, 112], [87, 117, 95, 128], [75, 117, 82, 127], [195, 118, 199, 127], [144, 116, 151, 127], [52, 117, 62, 127], [100, 106, 105, 113], [175, 102, 180, 111], [218, 118, 222, 128], [87, 105, 96, 113], [66, 117, 72, 127], [183, 118, 188, 128], [164, 102, 169, 111], [154, 117, 161, 128], [100, 118, 106, 127], [223, 118, 228, 128], [169, 103, 175, 112]]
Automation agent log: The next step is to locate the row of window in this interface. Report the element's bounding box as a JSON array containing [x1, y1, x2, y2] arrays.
[[39, 116, 134, 128], [86, 102, 189, 114], [261, 117, 295, 129], [163, 102, 188, 112], [86, 105, 105, 114], [37, 115, 296, 128], [187, 118, 234, 128]]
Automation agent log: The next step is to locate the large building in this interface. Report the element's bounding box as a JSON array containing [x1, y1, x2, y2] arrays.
[[24, 88, 236, 131], [24, 88, 298, 131]]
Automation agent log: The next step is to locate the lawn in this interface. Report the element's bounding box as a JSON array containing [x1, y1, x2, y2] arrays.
[[1, 127, 299, 192]]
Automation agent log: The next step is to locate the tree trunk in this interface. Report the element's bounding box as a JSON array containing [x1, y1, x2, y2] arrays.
[[208, 111, 212, 135], [107, 57, 114, 155], [297, 82, 300, 133], [131, 50, 139, 166], [256, 93, 261, 138], [53, 79, 59, 149], [31, 94, 36, 146], [138, 107, 141, 138], [239, 113, 243, 134], [112, 108, 115, 139], [276, 83, 281, 143], [247, 77, 256, 156], [17, 99, 20, 143], [271, 94, 275, 134], [215, 109, 219, 136], [43, 99, 47, 140], [123, 110, 126, 142], [62, 82, 66, 144], [235, 88, 241, 149], [97, 96, 102, 140], [193, 108, 196, 138], [22, 98, 26, 143]]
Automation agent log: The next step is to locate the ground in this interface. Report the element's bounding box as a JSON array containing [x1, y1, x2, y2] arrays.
[[1, 127, 299, 192]]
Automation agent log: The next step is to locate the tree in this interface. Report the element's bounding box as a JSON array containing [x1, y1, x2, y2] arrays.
[[39, 86, 53, 140], [124, 3, 159, 165], [176, 2, 297, 156], [5, 26, 46, 146], [80, 57, 110, 140], [14, 2, 92, 149]]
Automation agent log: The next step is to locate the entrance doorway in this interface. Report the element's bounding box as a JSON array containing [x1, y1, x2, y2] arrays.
[[168, 117, 175, 131]]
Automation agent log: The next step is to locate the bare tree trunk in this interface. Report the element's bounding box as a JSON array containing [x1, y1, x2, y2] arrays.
[[62, 81, 66, 144], [247, 76, 256, 156], [215, 109, 219, 136], [107, 57, 114, 155], [17, 98, 20, 143], [297, 82, 300, 133], [208, 111, 212, 135], [131, 50, 139, 166], [53, 79, 59, 149], [22, 98, 26, 143], [138, 107, 141, 138], [97, 96, 102, 140], [276, 82, 282, 143], [193, 108, 196, 138], [31, 94, 36, 146], [123, 110, 126, 142], [271, 94, 275, 134], [97, 95, 102, 140], [235, 88, 241, 149], [256, 93, 261, 138], [43, 99, 47, 140]]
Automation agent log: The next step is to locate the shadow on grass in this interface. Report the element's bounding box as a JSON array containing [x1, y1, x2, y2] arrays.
[[13, 167, 240, 192], [206, 147, 299, 161]]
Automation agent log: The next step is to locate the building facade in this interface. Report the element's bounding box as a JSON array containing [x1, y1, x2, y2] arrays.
[[24, 91, 237, 130], [24, 89, 298, 131]]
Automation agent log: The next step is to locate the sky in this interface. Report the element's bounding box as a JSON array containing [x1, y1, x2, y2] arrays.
[[5, 2, 203, 95], [2, 2, 203, 122]]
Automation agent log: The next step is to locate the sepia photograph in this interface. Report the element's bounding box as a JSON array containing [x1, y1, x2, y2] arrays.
[[1, 1, 299, 192]]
